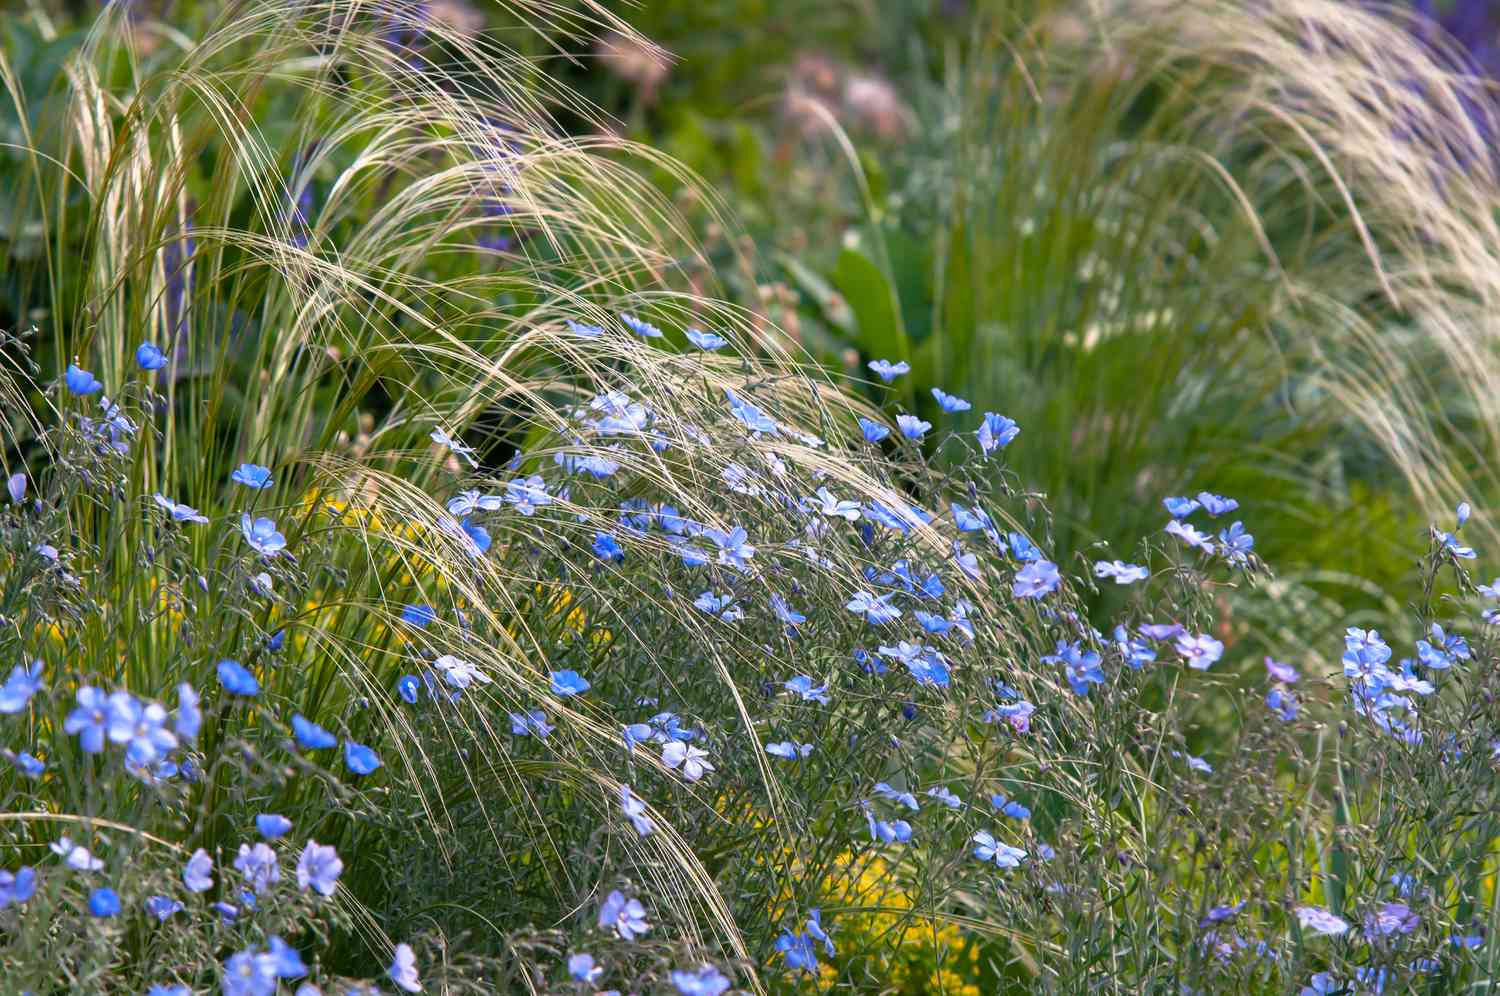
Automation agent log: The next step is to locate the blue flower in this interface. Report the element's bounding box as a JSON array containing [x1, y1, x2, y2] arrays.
[[65, 364, 104, 396], [927, 786, 962, 808], [1043, 640, 1105, 695], [815, 487, 862, 520], [147, 987, 190, 996], [707, 525, 756, 570], [389, 943, 422, 993], [565, 319, 604, 338], [977, 412, 1019, 455], [568, 953, 604, 983], [599, 889, 650, 939], [765, 741, 813, 759], [1196, 491, 1239, 517], [619, 784, 655, 836], [136, 342, 168, 371], [296, 841, 342, 896], [174, 684, 201, 738], [685, 327, 728, 350], [592, 531, 625, 563], [896, 414, 930, 441], [268, 936, 307, 979], [64, 686, 110, 753], [5, 752, 43, 778], [504, 475, 551, 515], [509, 709, 554, 738], [0, 661, 43, 713], [240, 515, 287, 557], [234, 842, 280, 894], [1436, 528, 1477, 559], [971, 831, 1025, 868], [784, 675, 830, 704], [1296, 907, 1350, 936], [771, 595, 807, 629], [693, 590, 743, 622], [1165, 519, 1215, 554], [430, 428, 478, 468], [88, 887, 121, 917], [864, 806, 914, 844], [873, 782, 920, 810], [776, 930, 820, 973], [670, 964, 731, 996], [223, 948, 276, 994], [857, 417, 891, 443], [0, 867, 36, 909], [1163, 496, 1200, 518], [931, 387, 971, 412], [105, 691, 178, 766], [344, 740, 382, 775], [401, 604, 437, 627], [183, 849, 214, 892], [550, 670, 590, 697], [1006, 532, 1042, 561], [990, 793, 1031, 820], [231, 463, 274, 489], [5, 473, 23, 504], [846, 590, 901, 625], [1012, 560, 1061, 599], [1175, 633, 1224, 670], [806, 909, 836, 956], [725, 389, 779, 435], [151, 492, 210, 523], [1217, 521, 1254, 564], [1266, 687, 1299, 722], [256, 814, 293, 839], [620, 312, 663, 338], [144, 894, 183, 922], [218, 659, 260, 696], [397, 675, 420, 704], [867, 359, 910, 383], [292, 714, 337, 750], [1093, 560, 1148, 585], [1301, 972, 1342, 996]]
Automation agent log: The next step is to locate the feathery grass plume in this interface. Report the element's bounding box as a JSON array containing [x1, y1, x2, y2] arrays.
[[781, 0, 1500, 660]]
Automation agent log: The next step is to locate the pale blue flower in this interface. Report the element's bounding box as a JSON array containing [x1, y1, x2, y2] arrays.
[[990, 793, 1030, 820], [1217, 521, 1254, 563], [1163, 496, 1199, 518], [218, 659, 260, 696], [707, 525, 756, 570], [292, 714, 337, 750], [1012, 560, 1060, 599], [268, 936, 307, 979], [619, 784, 655, 836], [620, 312, 663, 338], [1295, 906, 1349, 936], [845, 590, 901, 625], [64, 686, 110, 753], [240, 515, 287, 557], [183, 849, 214, 892], [1265, 657, 1300, 683], [565, 319, 604, 338], [5, 473, 23, 504], [1266, 687, 1299, 722], [1093, 560, 1148, 584], [725, 389, 779, 435], [234, 842, 280, 894], [977, 412, 1018, 455], [222, 948, 277, 996], [257, 814, 293, 839], [296, 841, 342, 896], [151, 492, 209, 524], [867, 359, 910, 383], [927, 786, 962, 808], [509, 709, 554, 738], [661, 741, 714, 781], [971, 831, 1025, 868], [771, 595, 806, 628], [144, 895, 183, 922], [568, 953, 604, 983], [857, 417, 890, 443], [52, 835, 103, 871], [693, 590, 743, 622], [550, 670, 589, 696], [344, 740, 382, 775], [0, 867, 36, 909], [784, 675, 830, 704], [599, 889, 650, 939], [896, 414, 930, 441], [430, 428, 478, 467], [1196, 491, 1239, 517], [0, 661, 43, 713], [931, 387, 971, 412], [765, 741, 813, 759], [388, 943, 422, 993], [504, 475, 550, 515], [1175, 633, 1224, 670], [231, 463, 273, 489], [686, 328, 727, 350], [105, 691, 178, 765], [776, 930, 820, 973], [873, 782, 919, 810], [671, 964, 731, 996], [1165, 519, 1215, 554]]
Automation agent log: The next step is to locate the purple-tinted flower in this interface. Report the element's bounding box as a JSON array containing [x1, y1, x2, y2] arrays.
[[977, 412, 1019, 455], [1094, 560, 1148, 585], [240, 515, 287, 557], [297, 841, 342, 896], [389, 943, 421, 993], [1012, 560, 1060, 599], [867, 359, 910, 383], [671, 964, 731, 996], [1175, 633, 1224, 670], [599, 889, 650, 939], [1265, 657, 1300, 683], [183, 849, 213, 892], [1296, 906, 1349, 936]]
